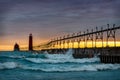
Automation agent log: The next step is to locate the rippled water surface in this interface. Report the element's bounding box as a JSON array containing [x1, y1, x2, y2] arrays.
[[0, 49, 120, 80]]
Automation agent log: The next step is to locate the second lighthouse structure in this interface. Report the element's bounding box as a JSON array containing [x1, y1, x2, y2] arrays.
[[29, 33, 33, 51]]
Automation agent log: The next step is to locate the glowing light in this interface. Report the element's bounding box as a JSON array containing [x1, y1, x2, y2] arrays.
[[52, 41, 120, 49], [0, 41, 120, 51]]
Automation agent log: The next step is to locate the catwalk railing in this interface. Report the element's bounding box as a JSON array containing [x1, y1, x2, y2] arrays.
[[42, 24, 120, 50]]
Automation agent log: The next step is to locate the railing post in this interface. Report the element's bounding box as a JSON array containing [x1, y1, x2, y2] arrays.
[[113, 24, 116, 47], [106, 24, 109, 47]]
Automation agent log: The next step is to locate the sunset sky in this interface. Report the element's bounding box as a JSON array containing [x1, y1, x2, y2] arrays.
[[0, 0, 120, 51]]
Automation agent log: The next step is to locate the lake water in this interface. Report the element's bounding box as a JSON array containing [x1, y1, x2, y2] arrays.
[[0, 49, 120, 80]]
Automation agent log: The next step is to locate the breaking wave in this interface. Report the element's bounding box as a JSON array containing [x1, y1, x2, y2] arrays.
[[25, 49, 99, 64], [0, 62, 18, 70], [21, 64, 120, 72], [0, 49, 120, 72], [0, 62, 120, 72], [25, 57, 99, 64]]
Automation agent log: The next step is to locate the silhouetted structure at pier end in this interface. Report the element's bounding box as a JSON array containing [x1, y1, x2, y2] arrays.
[[14, 43, 20, 51], [29, 33, 33, 51]]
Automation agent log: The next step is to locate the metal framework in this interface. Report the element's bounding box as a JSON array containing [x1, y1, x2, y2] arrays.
[[47, 24, 120, 49]]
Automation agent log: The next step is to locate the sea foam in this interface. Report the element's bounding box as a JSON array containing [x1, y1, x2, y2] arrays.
[[25, 49, 99, 64], [25, 57, 100, 64], [0, 62, 18, 70], [21, 63, 120, 72]]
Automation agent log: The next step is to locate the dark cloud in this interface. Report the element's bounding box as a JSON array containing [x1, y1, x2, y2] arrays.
[[0, 0, 15, 38], [0, 0, 120, 46]]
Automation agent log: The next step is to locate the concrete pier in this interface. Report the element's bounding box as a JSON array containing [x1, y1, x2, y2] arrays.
[[99, 47, 120, 63]]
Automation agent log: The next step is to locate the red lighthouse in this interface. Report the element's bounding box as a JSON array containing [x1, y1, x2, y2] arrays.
[[29, 33, 33, 51]]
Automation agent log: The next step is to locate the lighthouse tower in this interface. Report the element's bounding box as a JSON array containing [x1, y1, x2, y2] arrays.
[[29, 33, 33, 51]]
